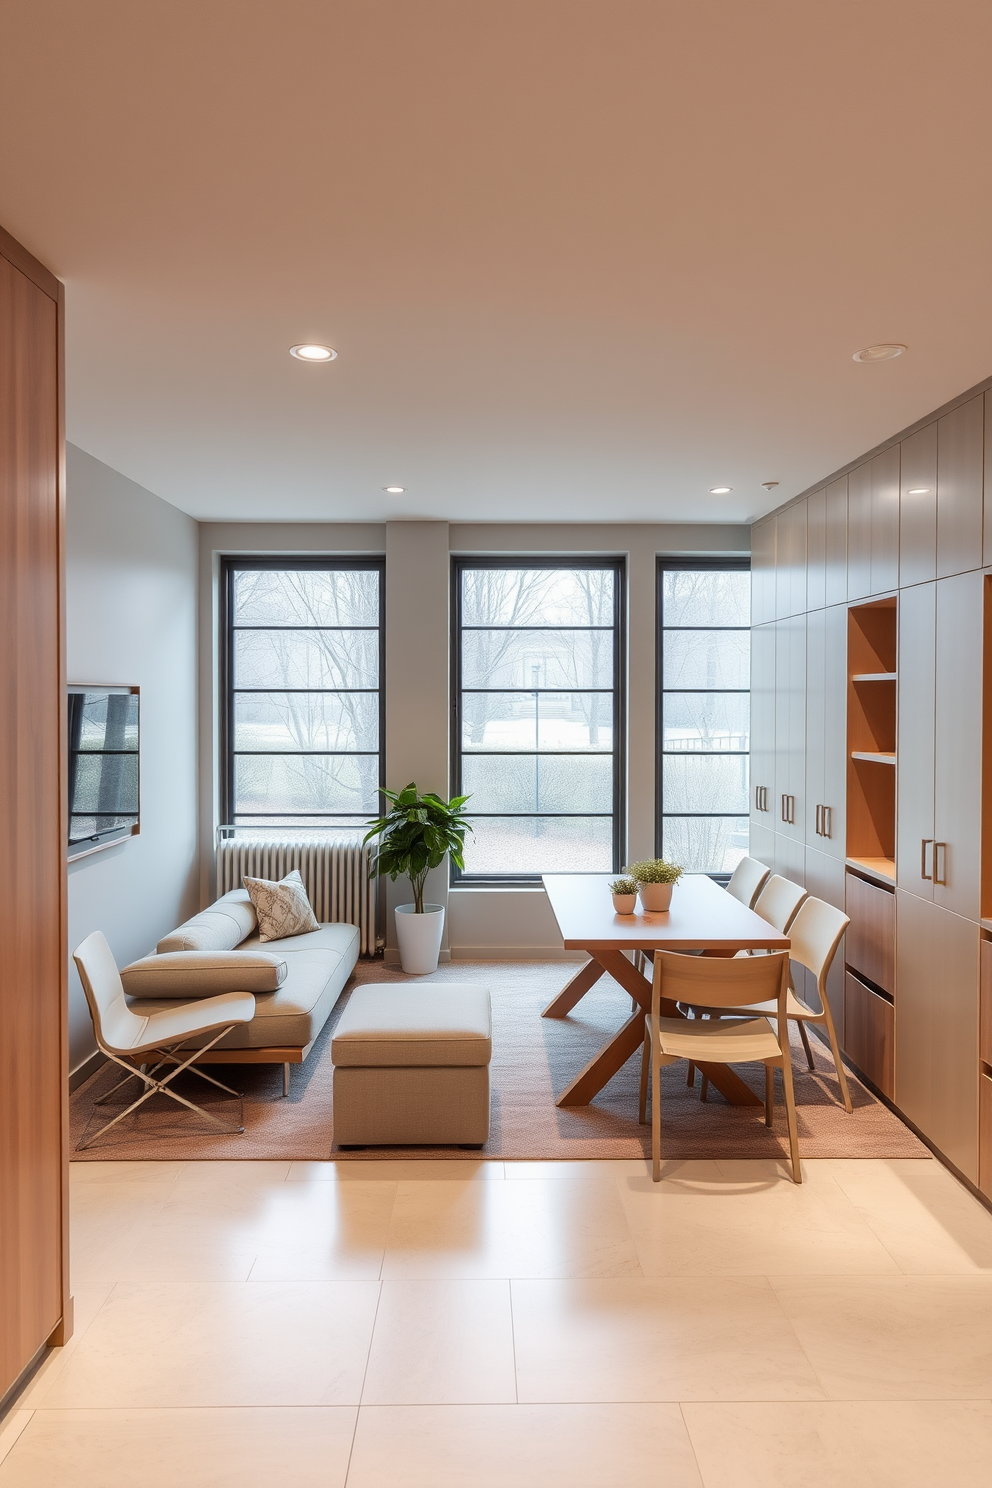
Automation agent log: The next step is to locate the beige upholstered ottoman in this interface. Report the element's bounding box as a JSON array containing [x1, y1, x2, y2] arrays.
[[331, 984, 492, 1147]]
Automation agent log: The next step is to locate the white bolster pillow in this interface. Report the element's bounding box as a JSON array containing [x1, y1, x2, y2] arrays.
[[121, 950, 288, 999]]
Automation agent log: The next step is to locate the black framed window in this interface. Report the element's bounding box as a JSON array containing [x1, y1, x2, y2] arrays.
[[657, 558, 750, 876], [452, 558, 625, 881], [221, 558, 384, 831]]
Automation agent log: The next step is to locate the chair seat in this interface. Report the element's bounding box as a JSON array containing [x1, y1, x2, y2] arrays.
[[650, 1014, 781, 1064], [110, 991, 256, 1055], [680, 989, 818, 1022]]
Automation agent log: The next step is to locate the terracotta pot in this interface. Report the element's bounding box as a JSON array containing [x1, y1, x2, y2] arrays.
[[611, 893, 637, 915], [638, 881, 674, 912]]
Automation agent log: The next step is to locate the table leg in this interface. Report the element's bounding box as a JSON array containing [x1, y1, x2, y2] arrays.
[[555, 949, 761, 1108], [542, 957, 605, 1018]]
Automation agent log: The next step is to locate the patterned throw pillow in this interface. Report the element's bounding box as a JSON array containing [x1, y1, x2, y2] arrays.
[[243, 869, 319, 943]]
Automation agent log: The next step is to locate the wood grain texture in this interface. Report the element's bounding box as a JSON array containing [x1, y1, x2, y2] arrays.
[[0, 243, 69, 1394], [980, 1072, 992, 1199], [846, 601, 897, 863], [844, 971, 893, 1098], [845, 871, 895, 995], [980, 938, 992, 1068]]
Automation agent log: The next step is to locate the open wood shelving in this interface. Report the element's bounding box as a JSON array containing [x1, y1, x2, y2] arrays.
[[847, 599, 897, 883]]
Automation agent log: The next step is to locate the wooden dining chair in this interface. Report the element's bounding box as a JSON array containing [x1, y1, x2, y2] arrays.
[[639, 948, 800, 1182], [725, 856, 771, 909]]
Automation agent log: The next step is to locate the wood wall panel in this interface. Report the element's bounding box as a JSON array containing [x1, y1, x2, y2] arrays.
[[0, 244, 68, 1398], [845, 871, 895, 995], [844, 971, 894, 1097]]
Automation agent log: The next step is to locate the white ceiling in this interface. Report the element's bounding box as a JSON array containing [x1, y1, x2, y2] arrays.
[[2, 1, 991, 525]]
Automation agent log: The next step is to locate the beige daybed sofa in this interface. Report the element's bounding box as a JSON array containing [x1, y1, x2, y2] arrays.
[[121, 888, 359, 1092]]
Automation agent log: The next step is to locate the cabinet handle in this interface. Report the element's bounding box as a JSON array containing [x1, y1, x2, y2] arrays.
[[934, 841, 947, 886], [921, 839, 933, 881], [823, 805, 832, 839], [781, 793, 795, 826], [814, 804, 821, 835]]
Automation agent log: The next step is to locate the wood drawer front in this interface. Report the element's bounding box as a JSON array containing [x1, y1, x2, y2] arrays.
[[845, 872, 895, 994], [844, 971, 894, 1097], [981, 1073, 992, 1199], [981, 940, 992, 1067]]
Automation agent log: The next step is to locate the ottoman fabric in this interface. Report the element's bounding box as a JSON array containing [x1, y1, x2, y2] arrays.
[[331, 983, 492, 1146]]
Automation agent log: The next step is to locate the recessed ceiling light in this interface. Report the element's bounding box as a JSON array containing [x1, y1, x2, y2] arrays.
[[852, 344, 906, 363], [289, 343, 337, 361], [709, 486, 733, 495], [382, 485, 405, 494], [906, 487, 931, 495]]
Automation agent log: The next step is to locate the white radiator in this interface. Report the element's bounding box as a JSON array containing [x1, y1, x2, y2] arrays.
[[216, 836, 376, 955]]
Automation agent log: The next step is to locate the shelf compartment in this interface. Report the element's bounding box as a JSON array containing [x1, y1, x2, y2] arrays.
[[851, 751, 896, 765], [852, 672, 897, 683], [847, 599, 897, 865], [846, 856, 896, 886]]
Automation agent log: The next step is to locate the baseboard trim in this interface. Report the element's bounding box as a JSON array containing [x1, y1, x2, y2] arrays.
[[68, 1048, 106, 1093]]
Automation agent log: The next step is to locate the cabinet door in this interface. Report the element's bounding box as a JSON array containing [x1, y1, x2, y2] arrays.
[[847, 462, 872, 601], [870, 444, 900, 596], [937, 395, 984, 579], [821, 604, 847, 859], [804, 607, 825, 845], [895, 893, 979, 1181], [933, 571, 983, 921], [805, 844, 847, 1036], [775, 614, 806, 839], [776, 502, 806, 619], [751, 517, 776, 627], [900, 421, 937, 588], [806, 488, 826, 612], [896, 581, 935, 899], [748, 818, 775, 871], [749, 622, 776, 827], [984, 394, 992, 570], [825, 476, 848, 607]]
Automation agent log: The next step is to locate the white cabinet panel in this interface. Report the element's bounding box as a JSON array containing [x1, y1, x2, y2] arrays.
[[749, 622, 776, 828], [896, 581, 936, 901], [774, 614, 806, 840], [936, 395, 984, 580], [751, 517, 776, 626], [900, 421, 938, 589], [933, 572, 983, 921]]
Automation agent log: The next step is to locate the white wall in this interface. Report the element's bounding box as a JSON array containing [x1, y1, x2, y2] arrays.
[[66, 445, 199, 1075], [198, 519, 749, 960]]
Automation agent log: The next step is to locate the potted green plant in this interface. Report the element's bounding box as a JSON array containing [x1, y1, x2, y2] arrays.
[[625, 858, 683, 912], [364, 783, 472, 973], [608, 876, 638, 914]]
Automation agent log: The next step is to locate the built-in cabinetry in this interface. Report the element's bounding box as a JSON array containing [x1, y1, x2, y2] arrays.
[[0, 226, 70, 1402], [750, 381, 992, 1195]]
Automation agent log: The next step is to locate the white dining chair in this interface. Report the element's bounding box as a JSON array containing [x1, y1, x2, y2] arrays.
[[725, 856, 771, 909], [73, 930, 256, 1149]]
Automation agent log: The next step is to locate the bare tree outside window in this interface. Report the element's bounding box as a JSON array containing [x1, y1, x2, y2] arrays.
[[225, 562, 383, 833], [454, 560, 624, 878], [657, 562, 750, 874]]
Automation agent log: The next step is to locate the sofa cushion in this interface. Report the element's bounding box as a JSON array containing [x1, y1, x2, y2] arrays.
[[131, 921, 361, 1051], [121, 950, 288, 999], [244, 869, 319, 942], [332, 984, 492, 1068], [156, 889, 257, 953]]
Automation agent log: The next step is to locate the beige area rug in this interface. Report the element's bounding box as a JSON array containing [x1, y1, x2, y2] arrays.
[[70, 960, 928, 1163]]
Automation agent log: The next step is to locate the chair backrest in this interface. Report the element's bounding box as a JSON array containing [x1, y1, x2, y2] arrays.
[[787, 896, 850, 997], [653, 947, 791, 1013], [73, 930, 147, 1054], [752, 874, 807, 934], [726, 856, 771, 908]]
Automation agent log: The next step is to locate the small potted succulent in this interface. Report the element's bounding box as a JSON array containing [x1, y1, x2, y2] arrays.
[[609, 876, 638, 914], [625, 858, 683, 912]]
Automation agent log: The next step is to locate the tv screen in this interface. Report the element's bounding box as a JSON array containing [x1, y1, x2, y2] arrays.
[[67, 686, 139, 856]]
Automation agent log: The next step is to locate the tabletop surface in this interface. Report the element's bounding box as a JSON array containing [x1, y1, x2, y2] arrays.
[[541, 872, 792, 951]]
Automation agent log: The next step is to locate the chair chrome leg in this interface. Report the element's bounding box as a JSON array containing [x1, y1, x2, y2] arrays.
[[79, 1027, 246, 1148], [283, 1062, 290, 1097]]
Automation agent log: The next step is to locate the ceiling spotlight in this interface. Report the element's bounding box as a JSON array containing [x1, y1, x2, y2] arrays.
[[709, 486, 733, 495], [289, 343, 337, 361], [761, 481, 780, 491], [852, 344, 906, 363], [906, 487, 931, 495], [382, 485, 406, 494]]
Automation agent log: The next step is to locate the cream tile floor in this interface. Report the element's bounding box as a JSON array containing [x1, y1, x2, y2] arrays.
[[2, 1154, 992, 1485]]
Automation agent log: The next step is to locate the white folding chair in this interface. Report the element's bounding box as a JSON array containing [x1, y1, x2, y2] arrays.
[[73, 930, 256, 1149]]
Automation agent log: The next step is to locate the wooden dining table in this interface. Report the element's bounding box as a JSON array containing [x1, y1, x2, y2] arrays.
[[541, 873, 791, 1108]]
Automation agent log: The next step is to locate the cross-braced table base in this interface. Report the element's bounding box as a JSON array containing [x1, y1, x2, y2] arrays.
[[543, 950, 761, 1108]]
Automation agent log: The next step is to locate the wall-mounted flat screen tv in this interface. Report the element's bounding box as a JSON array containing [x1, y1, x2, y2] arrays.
[[68, 686, 140, 858]]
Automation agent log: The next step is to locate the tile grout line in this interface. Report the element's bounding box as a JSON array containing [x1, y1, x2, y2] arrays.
[[344, 1279, 384, 1487], [508, 1278, 520, 1405]]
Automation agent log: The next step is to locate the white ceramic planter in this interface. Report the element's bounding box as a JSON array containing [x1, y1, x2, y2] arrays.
[[394, 903, 445, 974], [638, 881, 674, 912], [612, 893, 637, 915]]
